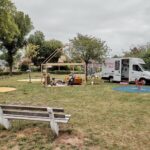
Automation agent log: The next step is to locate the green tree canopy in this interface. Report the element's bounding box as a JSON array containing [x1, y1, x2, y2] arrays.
[[39, 39, 63, 63], [28, 31, 45, 65], [28, 32, 63, 65], [0, 0, 33, 74], [28, 30, 45, 46], [123, 46, 145, 58], [123, 44, 150, 70], [0, 0, 19, 43], [25, 43, 39, 62], [70, 33, 109, 80]]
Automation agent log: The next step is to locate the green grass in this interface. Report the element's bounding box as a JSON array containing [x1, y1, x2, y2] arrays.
[[0, 73, 150, 150]]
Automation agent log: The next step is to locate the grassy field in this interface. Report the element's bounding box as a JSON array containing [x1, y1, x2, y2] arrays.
[[0, 73, 149, 150]]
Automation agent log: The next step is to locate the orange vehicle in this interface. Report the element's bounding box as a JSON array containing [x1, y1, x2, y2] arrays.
[[73, 76, 82, 85]]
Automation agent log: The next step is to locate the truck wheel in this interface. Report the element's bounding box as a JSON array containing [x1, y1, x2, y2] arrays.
[[109, 77, 113, 83]]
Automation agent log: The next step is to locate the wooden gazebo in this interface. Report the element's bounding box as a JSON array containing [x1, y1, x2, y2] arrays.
[[41, 46, 85, 86]]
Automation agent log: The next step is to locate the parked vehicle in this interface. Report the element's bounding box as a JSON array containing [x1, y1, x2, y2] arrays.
[[101, 57, 150, 84]]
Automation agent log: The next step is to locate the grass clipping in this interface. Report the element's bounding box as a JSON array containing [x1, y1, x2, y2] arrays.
[[0, 87, 16, 92]]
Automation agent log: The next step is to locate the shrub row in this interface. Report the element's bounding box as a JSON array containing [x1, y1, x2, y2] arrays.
[[0, 72, 24, 76], [49, 70, 84, 74]]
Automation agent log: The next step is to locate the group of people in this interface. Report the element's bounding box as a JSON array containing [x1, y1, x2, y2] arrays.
[[42, 73, 56, 86], [42, 72, 76, 86]]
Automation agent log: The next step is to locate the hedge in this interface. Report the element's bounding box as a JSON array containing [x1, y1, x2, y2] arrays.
[[49, 70, 84, 74], [0, 72, 24, 76]]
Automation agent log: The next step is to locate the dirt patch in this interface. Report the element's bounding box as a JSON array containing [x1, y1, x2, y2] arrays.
[[0, 87, 16, 93], [54, 132, 84, 149], [16, 127, 40, 138]]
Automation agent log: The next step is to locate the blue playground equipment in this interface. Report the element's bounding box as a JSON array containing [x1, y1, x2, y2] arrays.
[[113, 86, 150, 93]]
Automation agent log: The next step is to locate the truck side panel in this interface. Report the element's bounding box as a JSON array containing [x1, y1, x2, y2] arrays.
[[102, 59, 116, 79]]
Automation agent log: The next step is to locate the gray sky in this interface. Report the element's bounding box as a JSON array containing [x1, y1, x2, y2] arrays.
[[12, 0, 150, 56]]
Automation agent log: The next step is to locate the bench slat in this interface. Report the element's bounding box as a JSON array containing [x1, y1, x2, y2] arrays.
[[0, 104, 64, 112], [4, 115, 70, 123], [3, 110, 66, 118]]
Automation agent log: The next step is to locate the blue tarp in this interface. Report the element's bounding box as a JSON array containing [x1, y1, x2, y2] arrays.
[[113, 86, 150, 93]]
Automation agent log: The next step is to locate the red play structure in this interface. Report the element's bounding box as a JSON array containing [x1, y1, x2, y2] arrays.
[[135, 79, 144, 90]]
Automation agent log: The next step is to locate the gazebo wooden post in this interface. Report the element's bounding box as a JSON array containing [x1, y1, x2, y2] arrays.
[[84, 63, 86, 83], [41, 64, 43, 84]]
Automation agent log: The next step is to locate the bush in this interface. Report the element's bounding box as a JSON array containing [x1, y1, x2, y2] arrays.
[[49, 70, 71, 74], [49, 70, 84, 74], [48, 65, 84, 74], [50, 66, 70, 71], [19, 64, 29, 71], [31, 66, 41, 72]]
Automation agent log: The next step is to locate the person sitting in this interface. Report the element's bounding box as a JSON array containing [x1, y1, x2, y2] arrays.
[[43, 73, 51, 85], [68, 73, 75, 85], [51, 78, 56, 86]]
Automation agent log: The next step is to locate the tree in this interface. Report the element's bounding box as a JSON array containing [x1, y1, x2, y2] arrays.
[[13, 50, 22, 70], [0, 0, 19, 44], [123, 47, 145, 58], [123, 43, 150, 69], [142, 49, 150, 70], [0, 0, 33, 75], [24, 43, 38, 82], [40, 39, 63, 63], [113, 55, 120, 58], [20, 43, 39, 71], [28, 31, 45, 65], [28, 31, 63, 65], [28, 31, 45, 46], [70, 33, 109, 81], [24, 43, 39, 63]]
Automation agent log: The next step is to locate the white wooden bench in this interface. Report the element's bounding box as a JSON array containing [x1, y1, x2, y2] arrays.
[[0, 104, 71, 136]]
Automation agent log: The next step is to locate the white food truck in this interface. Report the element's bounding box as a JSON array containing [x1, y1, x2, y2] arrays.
[[101, 58, 150, 84]]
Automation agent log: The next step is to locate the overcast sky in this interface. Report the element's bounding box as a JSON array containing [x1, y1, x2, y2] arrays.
[[12, 0, 150, 56]]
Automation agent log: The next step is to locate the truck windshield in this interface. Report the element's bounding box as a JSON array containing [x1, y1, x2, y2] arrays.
[[140, 64, 150, 71]]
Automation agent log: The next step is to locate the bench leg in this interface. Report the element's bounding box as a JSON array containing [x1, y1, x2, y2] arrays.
[[47, 108, 59, 136], [50, 119, 59, 136], [0, 107, 11, 129]]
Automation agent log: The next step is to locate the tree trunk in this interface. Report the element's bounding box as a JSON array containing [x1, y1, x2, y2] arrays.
[[28, 63, 31, 83], [7, 51, 13, 76], [9, 64, 13, 76]]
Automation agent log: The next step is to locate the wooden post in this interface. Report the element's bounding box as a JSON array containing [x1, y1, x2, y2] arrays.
[[84, 63, 87, 83], [41, 64, 43, 83], [28, 64, 31, 83], [45, 66, 48, 87]]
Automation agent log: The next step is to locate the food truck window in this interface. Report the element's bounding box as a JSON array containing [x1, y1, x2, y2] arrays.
[[133, 65, 142, 71], [115, 61, 120, 70]]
